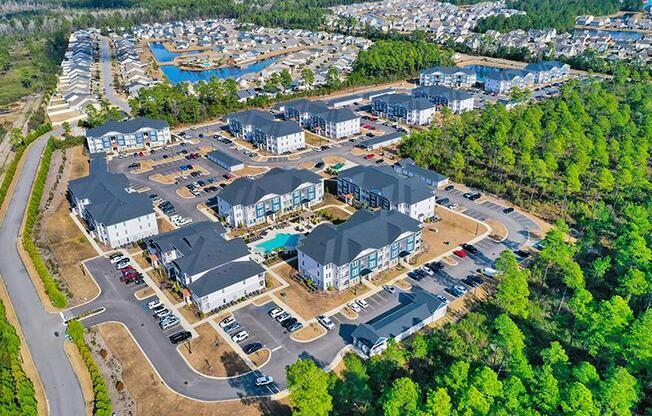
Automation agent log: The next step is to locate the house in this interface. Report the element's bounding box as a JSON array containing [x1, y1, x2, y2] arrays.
[[484, 69, 535, 94], [412, 85, 475, 113], [523, 61, 570, 84], [358, 131, 404, 150], [351, 291, 447, 357], [206, 150, 244, 172], [217, 168, 323, 227], [371, 93, 436, 126], [86, 118, 171, 154], [297, 209, 422, 290], [253, 120, 305, 154], [148, 222, 265, 314], [419, 66, 477, 87], [68, 153, 158, 248], [393, 158, 449, 188], [337, 165, 437, 221], [226, 109, 275, 140], [311, 108, 361, 139]]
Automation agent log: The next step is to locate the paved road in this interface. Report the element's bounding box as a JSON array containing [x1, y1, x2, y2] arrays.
[[0, 130, 86, 416], [99, 36, 131, 114]]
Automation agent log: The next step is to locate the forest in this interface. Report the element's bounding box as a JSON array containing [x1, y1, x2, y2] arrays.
[[283, 76, 652, 416]]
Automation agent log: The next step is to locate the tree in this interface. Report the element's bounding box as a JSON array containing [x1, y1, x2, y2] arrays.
[[8, 128, 23, 148], [332, 354, 372, 415], [423, 388, 452, 416], [301, 66, 315, 85], [509, 87, 531, 103], [600, 367, 639, 416], [495, 251, 530, 318], [286, 359, 332, 416], [380, 377, 420, 416], [532, 365, 560, 414], [561, 382, 599, 416], [493, 314, 532, 379], [326, 66, 340, 87], [279, 69, 292, 89]]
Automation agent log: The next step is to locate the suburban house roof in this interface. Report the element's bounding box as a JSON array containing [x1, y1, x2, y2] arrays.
[[298, 209, 421, 266], [314, 107, 359, 123], [68, 153, 155, 225], [351, 291, 446, 349], [420, 66, 476, 76], [219, 168, 321, 207], [86, 117, 168, 137], [255, 119, 303, 137], [188, 260, 265, 297], [373, 93, 436, 111], [338, 165, 435, 206], [413, 85, 474, 101], [394, 158, 449, 185], [207, 150, 243, 168]]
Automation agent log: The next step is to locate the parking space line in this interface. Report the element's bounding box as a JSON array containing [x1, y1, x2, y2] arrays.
[[271, 345, 283, 352]]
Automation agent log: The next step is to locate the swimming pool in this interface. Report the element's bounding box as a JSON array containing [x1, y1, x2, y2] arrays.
[[256, 233, 300, 253]]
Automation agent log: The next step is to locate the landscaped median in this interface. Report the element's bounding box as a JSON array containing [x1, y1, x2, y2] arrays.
[[66, 320, 112, 416]]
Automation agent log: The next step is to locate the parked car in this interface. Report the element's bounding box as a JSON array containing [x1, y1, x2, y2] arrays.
[[276, 312, 291, 323], [469, 193, 482, 201], [437, 197, 450, 205], [268, 307, 284, 318], [453, 249, 467, 258], [169, 331, 192, 344], [155, 309, 171, 319], [448, 203, 459, 210], [219, 316, 236, 328], [255, 376, 274, 387], [243, 343, 263, 354], [281, 318, 298, 329], [449, 285, 468, 297], [347, 302, 361, 312], [288, 322, 303, 332], [427, 261, 444, 272], [435, 294, 450, 305], [462, 277, 480, 288], [146, 299, 162, 310], [513, 249, 531, 259], [109, 253, 124, 264], [407, 270, 423, 281], [503, 207, 515, 214], [115, 259, 130, 269], [444, 185, 455, 191], [356, 299, 369, 309], [375, 158, 384, 164], [160, 317, 180, 330], [363, 153, 375, 160], [481, 267, 499, 278], [383, 285, 396, 294], [317, 315, 335, 330], [231, 331, 250, 343], [468, 274, 485, 285], [461, 244, 479, 255], [420, 266, 434, 276]]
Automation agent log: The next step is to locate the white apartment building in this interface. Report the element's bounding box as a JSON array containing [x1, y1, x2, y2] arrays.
[[86, 118, 171, 154], [217, 168, 324, 227], [68, 154, 158, 248], [420, 66, 477, 88], [371, 93, 436, 126], [412, 85, 475, 113], [253, 120, 305, 154], [311, 108, 361, 139], [484, 69, 536, 94]]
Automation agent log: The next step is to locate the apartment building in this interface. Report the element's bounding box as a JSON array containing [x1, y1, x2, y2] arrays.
[[393, 158, 449, 188], [523, 61, 571, 84], [484, 69, 535, 94], [371, 93, 436, 126], [412, 85, 475, 113], [337, 165, 437, 221], [148, 222, 265, 314], [217, 168, 324, 227], [281, 99, 330, 127], [86, 118, 171, 154], [419, 66, 477, 88], [298, 209, 422, 290], [68, 154, 158, 248], [253, 120, 305, 154], [311, 108, 361, 139], [226, 109, 276, 140]]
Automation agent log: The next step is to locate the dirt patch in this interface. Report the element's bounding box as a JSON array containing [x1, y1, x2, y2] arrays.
[[350, 147, 367, 156], [317, 206, 351, 222], [135, 287, 156, 300], [368, 265, 408, 286], [395, 279, 412, 290], [323, 155, 346, 165], [249, 348, 271, 368], [177, 187, 196, 199], [290, 322, 326, 342], [132, 251, 152, 270], [178, 323, 250, 378], [341, 307, 358, 320], [442, 256, 459, 266], [252, 295, 274, 306], [311, 193, 344, 210], [486, 218, 508, 241], [305, 132, 328, 147], [149, 172, 176, 184], [63, 342, 94, 416], [237, 165, 268, 177], [272, 259, 369, 320], [157, 216, 176, 233], [178, 304, 203, 325]]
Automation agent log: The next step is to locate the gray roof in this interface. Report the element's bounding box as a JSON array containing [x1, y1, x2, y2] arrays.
[[255, 120, 302, 137], [358, 131, 404, 149], [219, 168, 321, 207], [524, 60, 568, 72], [207, 150, 244, 168], [394, 158, 449, 185], [420, 66, 476, 76], [314, 108, 359, 123], [374, 93, 435, 111], [188, 260, 264, 297], [86, 117, 168, 138], [338, 165, 435, 206], [68, 153, 155, 225], [486, 69, 531, 81], [227, 109, 275, 125], [326, 93, 364, 106], [352, 291, 445, 348], [279, 98, 329, 114], [413, 85, 473, 101], [298, 209, 421, 266]]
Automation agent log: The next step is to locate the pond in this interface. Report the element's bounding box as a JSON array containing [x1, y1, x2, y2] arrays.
[[574, 29, 643, 41], [149, 42, 201, 63], [160, 55, 281, 84]]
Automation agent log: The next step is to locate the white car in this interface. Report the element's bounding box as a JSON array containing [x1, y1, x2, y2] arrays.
[[109, 253, 124, 264], [482, 267, 498, 278], [146, 299, 162, 310], [155, 309, 171, 319], [317, 315, 335, 330], [383, 285, 396, 294], [231, 331, 249, 343], [160, 317, 180, 330], [175, 217, 192, 226], [356, 299, 369, 309], [115, 259, 130, 269], [268, 307, 284, 318], [219, 316, 236, 328], [255, 375, 274, 386], [420, 266, 434, 276], [448, 203, 459, 210], [347, 302, 361, 313]]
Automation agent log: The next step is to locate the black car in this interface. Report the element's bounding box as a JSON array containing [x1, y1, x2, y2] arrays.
[[469, 193, 482, 201], [169, 331, 192, 344], [503, 207, 514, 214], [513, 249, 531, 259], [462, 277, 480, 288], [243, 342, 263, 354], [427, 261, 444, 272], [314, 162, 325, 169], [461, 244, 479, 255], [375, 159, 384, 164], [223, 139, 233, 145], [437, 197, 450, 205], [468, 274, 484, 285], [281, 318, 298, 328], [444, 185, 455, 191]]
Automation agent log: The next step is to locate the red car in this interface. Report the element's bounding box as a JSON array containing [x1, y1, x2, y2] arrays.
[[363, 124, 372, 129], [369, 116, 378, 121], [364, 153, 375, 160], [453, 249, 467, 258]]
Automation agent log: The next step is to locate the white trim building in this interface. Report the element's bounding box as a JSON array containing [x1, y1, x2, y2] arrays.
[[420, 66, 477, 88], [371, 93, 435, 126], [86, 118, 171, 154], [412, 85, 475, 113]]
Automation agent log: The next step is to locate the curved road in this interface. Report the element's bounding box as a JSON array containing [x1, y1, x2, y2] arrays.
[[0, 131, 86, 416]]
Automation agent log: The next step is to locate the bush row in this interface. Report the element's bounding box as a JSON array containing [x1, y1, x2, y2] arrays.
[[22, 136, 68, 308], [66, 320, 112, 416], [0, 300, 38, 416]]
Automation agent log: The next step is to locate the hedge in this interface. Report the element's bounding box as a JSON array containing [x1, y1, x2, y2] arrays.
[[66, 320, 112, 416], [0, 300, 38, 416]]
